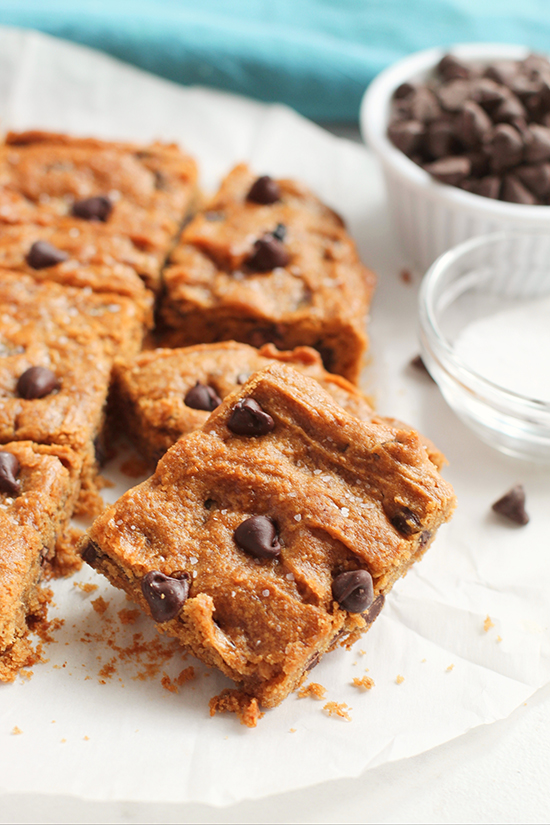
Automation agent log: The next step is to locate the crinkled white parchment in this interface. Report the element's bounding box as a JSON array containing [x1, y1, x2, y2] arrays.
[[0, 26, 549, 807]]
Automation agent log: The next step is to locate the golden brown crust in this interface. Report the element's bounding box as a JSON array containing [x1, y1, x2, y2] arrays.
[[82, 364, 455, 709], [159, 164, 375, 382]]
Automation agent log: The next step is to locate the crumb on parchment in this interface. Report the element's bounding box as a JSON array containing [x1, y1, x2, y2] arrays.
[[11, 726, 22, 735], [209, 688, 263, 728], [396, 674, 405, 684], [161, 666, 195, 693], [323, 701, 352, 721], [352, 675, 375, 691], [297, 682, 326, 700], [484, 615, 495, 632], [446, 664, 454, 672], [91, 596, 110, 615], [74, 581, 98, 593]]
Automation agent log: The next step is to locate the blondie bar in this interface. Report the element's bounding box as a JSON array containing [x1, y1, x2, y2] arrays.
[[81, 364, 455, 710], [0, 441, 81, 681], [158, 164, 375, 382], [0, 131, 199, 291]]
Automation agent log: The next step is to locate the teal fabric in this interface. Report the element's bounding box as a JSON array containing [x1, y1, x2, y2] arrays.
[[1, 0, 550, 121]]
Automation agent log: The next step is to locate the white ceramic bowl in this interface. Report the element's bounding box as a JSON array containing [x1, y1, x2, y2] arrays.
[[419, 231, 550, 462], [360, 44, 550, 273]]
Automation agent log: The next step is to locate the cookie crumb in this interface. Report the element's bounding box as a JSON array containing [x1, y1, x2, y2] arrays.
[[289, 728, 297, 733], [497, 635, 502, 643], [91, 596, 109, 615], [209, 689, 263, 728], [19, 669, 33, 681], [61, 738, 66, 743], [175, 666, 195, 687], [117, 608, 140, 625], [297, 682, 326, 700], [396, 674, 405, 684], [74, 581, 98, 593], [323, 701, 352, 721], [83, 736, 90, 741], [352, 675, 375, 691], [484, 615, 495, 632], [11, 726, 22, 735], [446, 664, 454, 672], [358, 649, 366, 656]]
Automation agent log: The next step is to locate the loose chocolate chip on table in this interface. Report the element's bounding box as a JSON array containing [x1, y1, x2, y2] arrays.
[[332, 570, 374, 613], [234, 515, 281, 560], [0, 451, 21, 495], [423, 156, 471, 186], [492, 484, 529, 525], [228, 397, 274, 436], [391, 506, 422, 536], [362, 593, 385, 625], [247, 235, 290, 272], [246, 175, 281, 204], [17, 366, 60, 399], [410, 354, 434, 377], [26, 240, 69, 270], [141, 570, 190, 622], [184, 382, 222, 411], [71, 195, 113, 222]]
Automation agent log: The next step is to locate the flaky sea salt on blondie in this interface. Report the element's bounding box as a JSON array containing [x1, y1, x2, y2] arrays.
[[80, 364, 455, 712]]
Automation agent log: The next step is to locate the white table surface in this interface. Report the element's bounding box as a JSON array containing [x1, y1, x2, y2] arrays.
[[2, 122, 549, 825]]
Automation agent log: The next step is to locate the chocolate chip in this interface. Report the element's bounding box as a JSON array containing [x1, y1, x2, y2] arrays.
[[410, 88, 441, 123], [16, 366, 60, 399], [0, 452, 20, 495], [141, 570, 189, 622], [492, 484, 529, 525], [93, 434, 107, 467], [438, 54, 471, 81], [71, 195, 112, 222], [410, 354, 434, 378], [234, 515, 281, 560], [489, 124, 524, 172], [419, 530, 432, 548], [436, 79, 471, 112], [426, 120, 455, 159], [424, 156, 471, 185], [26, 240, 69, 269], [516, 162, 550, 196], [247, 235, 290, 272], [524, 124, 550, 163], [501, 174, 538, 204], [485, 60, 519, 87], [332, 570, 374, 613], [470, 78, 508, 110], [391, 507, 422, 536], [316, 345, 335, 372], [361, 593, 385, 625], [228, 397, 274, 436], [81, 540, 98, 566], [455, 101, 493, 148], [305, 652, 321, 671], [493, 94, 526, 123], [246, 175, 281, 204], [236, 372, 251, 385], [204, 498, 216, 510], [272, 223, 286, 241], [387, 120, 424, 157], [475, 175, 502, 199], [184, 382, 222, 411]]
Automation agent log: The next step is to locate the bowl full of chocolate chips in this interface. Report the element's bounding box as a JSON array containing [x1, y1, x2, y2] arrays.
[[361, 44, 550, 272]]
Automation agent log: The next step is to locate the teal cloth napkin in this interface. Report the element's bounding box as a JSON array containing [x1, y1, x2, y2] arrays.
[[1, 0, 550, 121]]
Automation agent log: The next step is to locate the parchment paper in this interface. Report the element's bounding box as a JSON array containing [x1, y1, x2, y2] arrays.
[[0, 27, 549, 807]]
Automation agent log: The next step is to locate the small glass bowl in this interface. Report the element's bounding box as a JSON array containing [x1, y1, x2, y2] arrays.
[[419, 231, 550, 462]]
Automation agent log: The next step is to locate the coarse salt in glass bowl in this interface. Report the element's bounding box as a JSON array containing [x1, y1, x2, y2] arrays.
[[360, 44, 550, 273], [418, 231, 550, 462]]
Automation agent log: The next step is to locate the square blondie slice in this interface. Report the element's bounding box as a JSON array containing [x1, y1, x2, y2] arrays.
[[158, 164, 376, 383], [0, 271, 148, 511], [81, 363, 455, 710], [0, 441, 81, 681], [112, 341, 378, 465], [0, 131, 199, 291]]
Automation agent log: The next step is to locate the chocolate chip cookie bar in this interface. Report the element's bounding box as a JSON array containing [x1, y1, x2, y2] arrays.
[[0, 441, 81, 681], [81, 363, 455, 710], [112, 341, 377, 464], [0, 131, 199, 291], [158, 164, 375, 382], [0, 270, 148, 509]]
